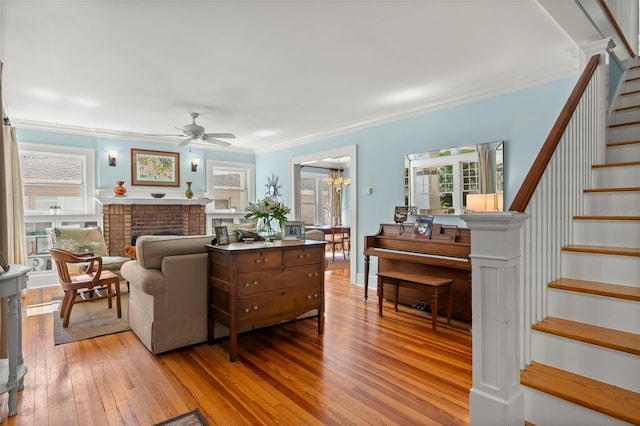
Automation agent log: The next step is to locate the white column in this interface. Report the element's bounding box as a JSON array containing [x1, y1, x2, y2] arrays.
[[461, 212, 528, 426]]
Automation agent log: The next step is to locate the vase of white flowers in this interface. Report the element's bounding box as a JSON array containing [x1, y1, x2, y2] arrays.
[[245, 198, 290, 242]]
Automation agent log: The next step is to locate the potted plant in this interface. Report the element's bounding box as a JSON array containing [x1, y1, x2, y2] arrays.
[[244, 198, 290, 242], [49, 204, 61, 215]]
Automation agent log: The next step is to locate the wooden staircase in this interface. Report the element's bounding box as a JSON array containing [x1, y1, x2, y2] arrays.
[[521, 63, 640, 424]]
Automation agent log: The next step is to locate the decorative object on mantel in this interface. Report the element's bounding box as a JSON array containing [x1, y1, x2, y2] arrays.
[[49, 204, 61, 215], [264, 174, 282, 200], [114, 180, 127, 197], [150, 193, 165, 199], [185, 181, 194, 199], [245, 198, 290, 242]]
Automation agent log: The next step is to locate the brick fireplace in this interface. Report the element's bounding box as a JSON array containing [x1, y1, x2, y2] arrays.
[[98, 199, 208, 256]]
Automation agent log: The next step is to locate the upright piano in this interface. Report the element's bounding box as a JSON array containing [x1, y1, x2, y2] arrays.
[[364, 223, 472, 322]]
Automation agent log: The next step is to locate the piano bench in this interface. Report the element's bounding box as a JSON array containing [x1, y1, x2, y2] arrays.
[[376, 271, 453, 334]]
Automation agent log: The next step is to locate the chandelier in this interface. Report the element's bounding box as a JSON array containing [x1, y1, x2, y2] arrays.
[[327, 170, 351, 191]]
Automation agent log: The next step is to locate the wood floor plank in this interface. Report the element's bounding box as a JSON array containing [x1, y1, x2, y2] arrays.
[[9, 269, 472, 425]]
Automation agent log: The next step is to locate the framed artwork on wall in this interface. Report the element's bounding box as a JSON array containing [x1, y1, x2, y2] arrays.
[[131, 148, 180, 187]]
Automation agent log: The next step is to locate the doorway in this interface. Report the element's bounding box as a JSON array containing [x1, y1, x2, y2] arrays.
[[290, 145, 357, 284]]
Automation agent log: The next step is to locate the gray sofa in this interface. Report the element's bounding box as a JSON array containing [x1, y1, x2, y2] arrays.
[[121, 228, 327, 355]]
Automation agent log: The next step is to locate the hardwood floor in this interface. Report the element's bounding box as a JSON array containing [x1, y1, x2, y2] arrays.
[[11, 268, 471, 425]]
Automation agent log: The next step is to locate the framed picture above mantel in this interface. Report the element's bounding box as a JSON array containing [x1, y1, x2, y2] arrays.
[[131, 148, 180, 187]]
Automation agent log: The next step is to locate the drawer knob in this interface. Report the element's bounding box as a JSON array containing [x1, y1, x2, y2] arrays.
[[244, 308, 250, 313], [307, 273, 312, 277], [307, 295, 312, 299], [314, 293, 319, 298], [253, 305, 259, 310], [255, 259, 261, 263], [306, 253, 310, 258], [244, 282, 250, 287], [253, 280, 258, 285], [264, 258, 269, 263], [298, 254, 304, 259]]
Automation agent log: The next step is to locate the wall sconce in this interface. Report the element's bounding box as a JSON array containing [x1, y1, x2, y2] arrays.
[[108, 151, 118, 167], [191, 158, 200, 172]]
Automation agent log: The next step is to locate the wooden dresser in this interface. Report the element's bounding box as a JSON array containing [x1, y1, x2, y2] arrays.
[[206, 240, 326, 362]]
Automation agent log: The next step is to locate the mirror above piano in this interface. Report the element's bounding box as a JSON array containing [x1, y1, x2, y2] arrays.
[[405, 140, 504, 216]]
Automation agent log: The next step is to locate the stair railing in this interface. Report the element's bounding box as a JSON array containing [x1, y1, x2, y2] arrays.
[[508, 54, 604, 367]]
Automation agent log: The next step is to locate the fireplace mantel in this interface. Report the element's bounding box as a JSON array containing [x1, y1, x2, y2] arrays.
[[96, 197, 213, 206]]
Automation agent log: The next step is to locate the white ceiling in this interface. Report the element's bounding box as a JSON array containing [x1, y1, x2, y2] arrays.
[[1, 1, 586, 153]]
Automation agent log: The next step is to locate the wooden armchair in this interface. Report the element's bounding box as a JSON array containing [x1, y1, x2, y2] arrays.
[[49, 248, 122, 328]]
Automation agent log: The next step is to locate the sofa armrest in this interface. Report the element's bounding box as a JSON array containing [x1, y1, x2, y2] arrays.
[[121, 260, 166, 295]]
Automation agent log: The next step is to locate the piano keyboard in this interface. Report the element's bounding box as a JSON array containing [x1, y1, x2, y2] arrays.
[[373, 247, 469, 262]]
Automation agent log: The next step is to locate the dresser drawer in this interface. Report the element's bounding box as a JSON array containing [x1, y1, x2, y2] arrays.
[[235, 250, 283, 271], [237, 264, 322, 297], [237, 285, 321, 324], [284, 246, 324, 266]]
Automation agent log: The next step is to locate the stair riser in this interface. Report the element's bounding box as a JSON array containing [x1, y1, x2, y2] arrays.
[[606, 143, 640, 162], [561, 251, 640, 287], [621, 79, 640, 93], [524, 387, 630, 426], [592, 164, 640, 187], [612, 106, 640, 124], [573, 219, 640, 246], [583, 192, 640, 216], [619, 91, 640, 107], [608, 123, 640, 142], [531, 331, 640, 392], [548, 288, 640, 334]]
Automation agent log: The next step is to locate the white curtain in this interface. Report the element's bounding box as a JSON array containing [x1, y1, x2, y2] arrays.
[[1, 62, 28, 358], [478, 147, 494, 194]]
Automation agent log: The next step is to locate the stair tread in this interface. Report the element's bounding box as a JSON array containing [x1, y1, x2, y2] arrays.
[[592, 160, 640, 168], [521, 362, 640, 425], [614, 103, 640, 112], [621, 89, 640, 96], [549, 278, 640, 302], [532, 317, 640, 355], [584, 186, 640, 192], [562, 244, 640, 257], [607, 139, 640, 147], [574, 215, 640, 220], [609, 120, 640, 128]]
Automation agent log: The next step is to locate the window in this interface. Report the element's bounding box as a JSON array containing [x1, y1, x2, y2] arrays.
[[206, 160, 254, 211], [461, 161, 479, 209], [19, 143, 95, 214], [300, 172, 330, 226]]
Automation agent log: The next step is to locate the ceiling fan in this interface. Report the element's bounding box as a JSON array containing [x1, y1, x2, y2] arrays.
[[149, 112, 235, 147]]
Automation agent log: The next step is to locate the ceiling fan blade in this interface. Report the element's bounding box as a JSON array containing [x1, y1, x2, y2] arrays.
[[144, 133, 184, 137], [201, 135, 232, 147], [178, 137, 192, 147], [204, 133, 235, 139]]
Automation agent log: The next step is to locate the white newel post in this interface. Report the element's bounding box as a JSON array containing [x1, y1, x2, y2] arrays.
[[461, 212, 528, 426]]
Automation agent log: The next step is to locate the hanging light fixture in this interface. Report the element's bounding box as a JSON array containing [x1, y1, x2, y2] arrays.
[[327, 170, 351, 191]]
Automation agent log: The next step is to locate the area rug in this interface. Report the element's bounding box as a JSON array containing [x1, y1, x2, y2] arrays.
[[154, 408, 209, 426], [53, 292, 130, 345]]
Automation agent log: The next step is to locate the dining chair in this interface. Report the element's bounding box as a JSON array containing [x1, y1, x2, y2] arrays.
[[326, 226, 350, 261], [49, 248, 122, 328]]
